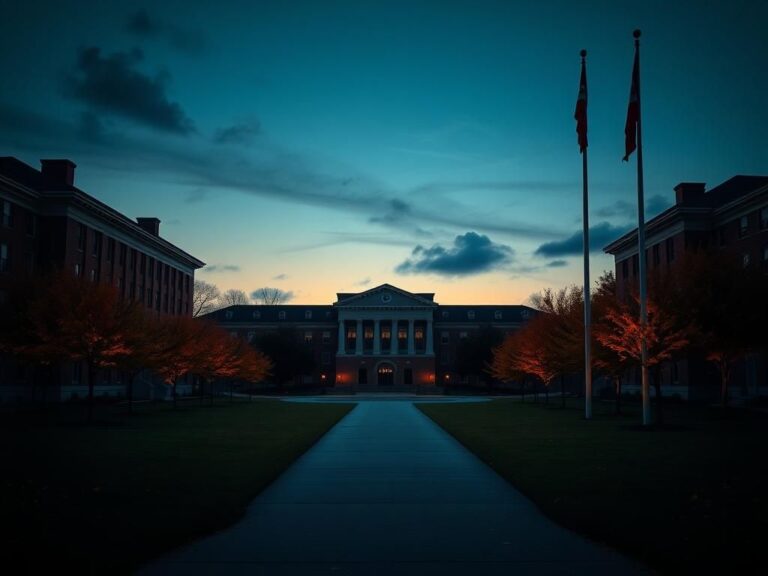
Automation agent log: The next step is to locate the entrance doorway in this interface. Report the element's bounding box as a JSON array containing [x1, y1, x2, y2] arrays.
[[377, 363, 395, 386]]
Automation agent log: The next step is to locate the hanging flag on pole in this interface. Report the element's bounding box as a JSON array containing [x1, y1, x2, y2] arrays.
[[575, 50, 588, 153], [575, 49, 592, 420], [623, 46, 640, 161]]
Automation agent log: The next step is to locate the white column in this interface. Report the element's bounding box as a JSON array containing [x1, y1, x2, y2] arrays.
[[407, 319, 415, 355], [390, 319, 398, 354], [355, 319, 363, 356], [426, 319, 434, 354], [373, 319, 381, 355], [338, 318, 345, 354]]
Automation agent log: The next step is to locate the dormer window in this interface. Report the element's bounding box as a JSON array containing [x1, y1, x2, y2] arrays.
[[278, 310, 286, 320], [252, 310, 261, 319], [441, 310, 449, 319], [305, 310, 312, 319], [467, 310, 475, 320], [494, 310, 502, 320]]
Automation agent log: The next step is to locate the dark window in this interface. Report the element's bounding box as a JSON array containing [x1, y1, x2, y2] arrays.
[[632, 254, 638, 276], [322, 331, 331, 344], [106, 238, 115, 262], [77, 224, 86, 251], [441, 331, 449, 344], [149, 257, 155, 277], [0, 242, 8, 273], [666, 238, 675, 263], [25, 212, 36, 236], [92, 231, 101, 257], [155, 291, 161, 310], [119, 243, 126, 265], [321, 351, 331, 365], [760, 207, 768, 230], [652, 244, 660, 266], [141, 253, 146, 273], [739, 215, 748, 238], [1, 200, 12, 228], [622, 260, 628, 280], [763, 245, 768, 269], [403, 368, 413, 386], [718, 227, 726, 246], [358, 367, 368, 385]]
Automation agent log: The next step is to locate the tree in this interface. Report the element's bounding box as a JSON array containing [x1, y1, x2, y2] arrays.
[[455, 326, 504, 389], [149, 316, 206, 408], [192, 279, 220, 317], [253, 329, 314, 388], [594, 292, 689, 423], [19, 273, 137, 422], [221, 289, 249, 306], [250, 287, 293, 305]]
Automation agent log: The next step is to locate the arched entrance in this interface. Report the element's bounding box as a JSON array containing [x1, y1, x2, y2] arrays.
[[377, 362, 395, 386]]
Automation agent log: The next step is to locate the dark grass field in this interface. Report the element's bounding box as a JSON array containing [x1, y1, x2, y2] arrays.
[[418, 397, 768, 575], [1, 398, 354, 574]]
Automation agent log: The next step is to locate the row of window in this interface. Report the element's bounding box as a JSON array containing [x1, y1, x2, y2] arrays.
[[1, 199, 37, 236], [622, 237, 677, 279], [223, 309, 512, 321], [738, 207, 768, 238]]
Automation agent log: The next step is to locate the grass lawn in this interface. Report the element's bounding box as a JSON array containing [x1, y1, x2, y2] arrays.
[[418, 397, 768, 575], [1, 398, 354, 574]]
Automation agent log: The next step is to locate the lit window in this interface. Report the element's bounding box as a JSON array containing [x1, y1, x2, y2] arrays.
[[278, 310, 286, 320], [415, 327, 424, 340], [74, 263, 81, 277], [304, 331, 313, 344], [305, 310, 313, 319], [494, 310, 502, 320], [90, 269, 96, 282], [467, 310, 475, 320], [364, 326, 374, 339]]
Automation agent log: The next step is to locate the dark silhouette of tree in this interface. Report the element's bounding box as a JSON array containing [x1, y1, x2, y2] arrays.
[[192, 279, 220, 317], [592, 271, 630, 414], [251, 287, 293, 305], [253, 329, 314, 388], [221, 288, 249, 306], [455, 326, 503, 389]]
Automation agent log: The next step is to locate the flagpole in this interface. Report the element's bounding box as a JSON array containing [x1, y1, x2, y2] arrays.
[[580, 49, 592, 420], [633, 29, 651, 426]]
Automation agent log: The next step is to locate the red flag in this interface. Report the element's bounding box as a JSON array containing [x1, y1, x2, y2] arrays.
[[574, 56, 588, 153], [623, 49, 640, 161]]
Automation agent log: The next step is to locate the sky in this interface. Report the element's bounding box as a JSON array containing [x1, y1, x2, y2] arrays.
[[1, 0, 766, 304]]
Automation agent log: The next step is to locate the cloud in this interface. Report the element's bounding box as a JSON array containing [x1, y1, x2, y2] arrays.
[[126, 10, 205, 54], [201, 264, 240, 273], [546, 259, 568, 268], [368, 198, 411, 225], [595, 194, 670, 220], [214, 121, 261, 145], [355, 277, 371, 286], [184, 188, 208, 203], [272, 273, 288, 280], [65, 47, 195, 134], [534, 222, 631, 257], [396, 232, 513, 276]]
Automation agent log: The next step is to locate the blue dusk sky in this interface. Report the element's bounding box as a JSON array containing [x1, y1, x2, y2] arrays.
[[1, 0, 766, 303]]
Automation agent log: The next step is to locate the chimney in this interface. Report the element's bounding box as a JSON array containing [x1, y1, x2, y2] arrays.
[[40, 159, 77, 187], [136, 217, 161, 236], [674, 182, 705, 205]]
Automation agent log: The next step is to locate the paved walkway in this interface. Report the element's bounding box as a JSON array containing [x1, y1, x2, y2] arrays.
[[140, 400, 647, 575]]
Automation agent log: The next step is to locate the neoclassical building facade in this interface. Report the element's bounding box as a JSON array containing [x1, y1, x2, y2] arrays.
[[211, 284, 536, 390]]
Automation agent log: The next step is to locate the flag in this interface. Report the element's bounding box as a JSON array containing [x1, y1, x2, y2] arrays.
[[623, 49, 640, 161], [574, 57, 588, 153]]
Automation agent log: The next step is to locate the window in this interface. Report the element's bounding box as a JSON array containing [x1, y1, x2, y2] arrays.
[[247, 331, 255, 343], [149, 258, 155, 277], [742, 253, 751, 268], [252, 310, 261, 319], [321, 351, 331, 365], [155, 291, 161, 311], [322, 331, 331, 344], [632, 254, 639, 276], [90, 269, 96, 282], [304, 310, 313, 319], [141, 253, 146, 272], [665, 238, 675, 263], [146, 288, 152, 304], [304, 331, 313, 344], [441, 310, 449, 319], [415, 326, 424, 341], [74, 263, 81, 277], [467, 310, 475, 320], [761, 207, 768, 230], [652, 244, 660, 266], [229, 331, 237, 338], [0, 243, 8, 273], [494, 310, 502, 320], [25, 212, 36, 237], [459, 331, 468, 340], [622, 260, 628, 280], [739, 215, 748, 237], [225, 310, 233, 320], [92, 231, 101, 257], [718, 227, 726, 247], [106, 238, 114, 262], [440, 351, 450, 364], [1, 200, 12, 227], [278, 310, 286, 320], [77, 224, 86, 251], [119, 243, 126, 265], [440, 331, 449, 344]]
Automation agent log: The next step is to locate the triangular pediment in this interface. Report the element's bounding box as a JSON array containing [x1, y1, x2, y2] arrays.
[[335, 284, 437, 308]]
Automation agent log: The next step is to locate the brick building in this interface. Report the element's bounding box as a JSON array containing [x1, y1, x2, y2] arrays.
[[0, 157, 205, 401], [208, 283, 536, 391], [604, 175, 768, 399]]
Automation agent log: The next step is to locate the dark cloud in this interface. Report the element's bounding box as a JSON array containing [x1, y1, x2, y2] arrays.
[[595, 194, 670, 220], [65, 47, 195, 134], [201, 264, 240, 273], [546, 259, 568, 268], [126, 10, 205, 54], [213, 121, 261, 145], [369, 198, 411, 225], [396, 232, 513, 276], [534, 222, 631, 257]]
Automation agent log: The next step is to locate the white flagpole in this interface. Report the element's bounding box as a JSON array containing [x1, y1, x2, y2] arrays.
[[580, 49, 592, 420], [633, 29, 651, 426]]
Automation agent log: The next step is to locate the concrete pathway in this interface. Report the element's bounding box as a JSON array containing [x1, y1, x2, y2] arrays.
[[139, 400, 648, 575]]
